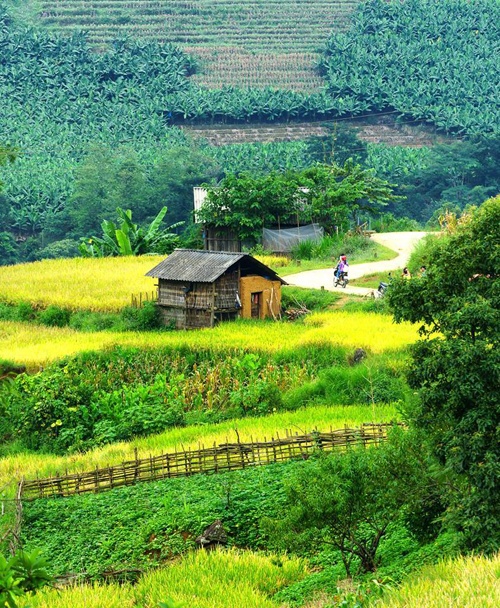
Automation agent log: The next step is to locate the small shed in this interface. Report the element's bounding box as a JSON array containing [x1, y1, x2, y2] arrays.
[[146, 249, 287, 329]]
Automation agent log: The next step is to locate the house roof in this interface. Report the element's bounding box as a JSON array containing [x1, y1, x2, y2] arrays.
[[146, 249, 287, 284]]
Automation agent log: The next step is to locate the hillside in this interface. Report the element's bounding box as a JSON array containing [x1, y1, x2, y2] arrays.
[[29, 0, 359, 91], [0, 0, 498, 265]]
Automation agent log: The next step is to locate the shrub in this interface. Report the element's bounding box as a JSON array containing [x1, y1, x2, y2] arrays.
[[15, 301, 36, 322], [38, 305, 71, 327], [120, 301, 163, 331]]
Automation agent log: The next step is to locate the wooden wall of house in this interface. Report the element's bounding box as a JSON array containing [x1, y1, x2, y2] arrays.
[[214, 271, 239, 310], [157, 274, 240, 329], [158, 279, 215, 329], [239, 276, 282, 320], [204, 227, 241, 252]]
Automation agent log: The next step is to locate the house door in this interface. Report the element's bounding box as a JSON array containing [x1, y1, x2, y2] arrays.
[[251, 292, 261, 319]]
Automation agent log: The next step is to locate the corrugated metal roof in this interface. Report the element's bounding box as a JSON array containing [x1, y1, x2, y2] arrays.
[[146, 249, 286, 284]]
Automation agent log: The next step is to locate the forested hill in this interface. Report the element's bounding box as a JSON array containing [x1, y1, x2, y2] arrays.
[[0, 0, 498, 263], [7, 0, 499, 133]]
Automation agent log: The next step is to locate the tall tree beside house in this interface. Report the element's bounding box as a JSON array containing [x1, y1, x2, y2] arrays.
[[199, 161, 399, 242]]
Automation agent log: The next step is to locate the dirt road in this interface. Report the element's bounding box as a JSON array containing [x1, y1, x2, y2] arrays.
[[282, 232, 428, 295]]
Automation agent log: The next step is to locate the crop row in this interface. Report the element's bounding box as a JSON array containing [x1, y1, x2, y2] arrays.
[[189, 50, 324, 91], [37, 0, 355, 49]]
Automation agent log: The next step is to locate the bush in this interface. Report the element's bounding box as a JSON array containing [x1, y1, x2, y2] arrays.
[[69, 310, 120, 331], [120, 301, 163, 331], [5, 346, 309, 453], [38, 305, 71, 327], [15, 301, 36, 322]]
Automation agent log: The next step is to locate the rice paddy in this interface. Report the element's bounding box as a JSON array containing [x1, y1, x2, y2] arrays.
[[377, 552, 500, 608], [0, 403, 397, 488], [0, 308, 417, 368], [0, 256, 164, 312], [23, 548, 307, 608]]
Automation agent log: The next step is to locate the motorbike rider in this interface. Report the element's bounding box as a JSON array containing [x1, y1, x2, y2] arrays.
[[334, 254, 349, 278], [338, 255, 349, 277]]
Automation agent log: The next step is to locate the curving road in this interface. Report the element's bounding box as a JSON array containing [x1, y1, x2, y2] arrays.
[[282, 232, 429, 295]]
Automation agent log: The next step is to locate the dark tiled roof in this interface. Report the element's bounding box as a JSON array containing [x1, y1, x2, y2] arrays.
[[146, 249, 286, 284]]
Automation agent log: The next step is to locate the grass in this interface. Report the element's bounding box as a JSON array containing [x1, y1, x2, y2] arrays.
[[0, 310, 418, 368], [0, 241, 395, 314], [377, 552, 500, 608], [349, 270, 399, 289], [0, 256, 164, 312], [0, 403, 398, 488], [23, 548, 307, 608]]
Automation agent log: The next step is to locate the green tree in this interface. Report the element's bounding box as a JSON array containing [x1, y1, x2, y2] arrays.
[[387, 195, 500, 551], [305, 123, 368, 166], [266, 431, 434, 576], [199, 170, 305, 243], [149, 146, 220, 226], [199, 162, 398, 242], [301, 161, 398, 232], [67, 145, 118, 237], [79, 206, 183, 257], [0, 146, 18, 265]]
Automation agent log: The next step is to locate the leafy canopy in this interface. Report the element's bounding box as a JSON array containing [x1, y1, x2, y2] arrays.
[[199, 161, 398, 241], [388, 195, 500, 551]]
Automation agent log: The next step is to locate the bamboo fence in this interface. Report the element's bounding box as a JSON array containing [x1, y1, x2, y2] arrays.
[[0, 481, 23, 554], [130, 290, 158, 308], [20, 423, 401, 501]]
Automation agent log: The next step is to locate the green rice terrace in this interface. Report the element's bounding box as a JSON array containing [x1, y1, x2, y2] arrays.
[[33, 0, 358, 91]]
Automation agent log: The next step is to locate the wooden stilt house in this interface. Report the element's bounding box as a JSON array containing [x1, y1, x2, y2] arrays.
[[146, 249, 287, 329]]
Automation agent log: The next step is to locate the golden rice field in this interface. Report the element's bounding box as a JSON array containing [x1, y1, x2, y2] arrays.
[[0, 255, 288, 312], [0, 404, 397, 488], [0, 309, 417, 368], [23, 548, 306, 608], [21, 549, 500, 608], [377, 552, 500, 608], [0, 256, 164, 311]]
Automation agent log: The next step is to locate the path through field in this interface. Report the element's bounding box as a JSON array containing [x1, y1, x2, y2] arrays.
[[282, 232, 429, 295]]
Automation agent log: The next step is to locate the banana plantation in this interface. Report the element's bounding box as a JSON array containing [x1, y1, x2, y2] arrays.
[[0, 0, 498, 259]]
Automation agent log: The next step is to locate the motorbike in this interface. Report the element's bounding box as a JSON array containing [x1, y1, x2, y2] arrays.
[[376, 273, 393, 297], [334, 270, 349, 288]]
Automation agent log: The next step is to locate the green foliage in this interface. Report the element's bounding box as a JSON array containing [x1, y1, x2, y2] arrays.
[[37, 305, 71, 328], [0, 301, 164, 332], [282, 362, 408, 411], [0, 233, 18, 266], [264, 431, 434, 576], [281, 286, 339, 312], [20, 463, 293, 577], [390, 137, 500, 222], [388, 196, 500, 551], [4, 346, 313, 453], [370, 213, 421, 233], [200, 162, 399, 242], [0, 549, 52, 608], [119, 302, 164, 332], [305, 124, 368, 167], [79, 207, 182, 257], [31, 239, 80, 261], [320, 0, 500, 135]]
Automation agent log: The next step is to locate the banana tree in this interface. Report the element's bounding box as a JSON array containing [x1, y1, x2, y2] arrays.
[[79, 206, 183, 257]]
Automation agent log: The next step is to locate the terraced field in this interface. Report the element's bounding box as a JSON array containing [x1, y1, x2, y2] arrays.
[[33, 0, 360, 90], [183, 116, 448, 147]]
